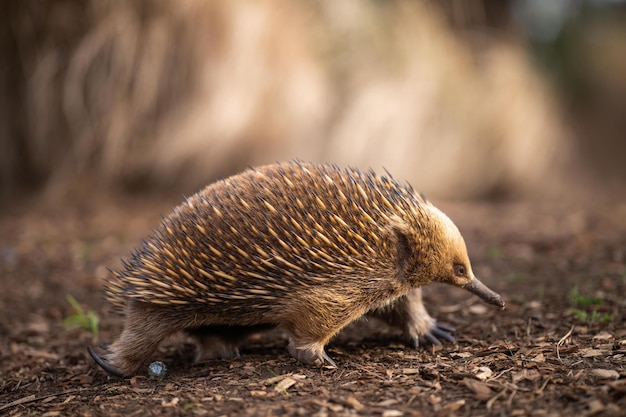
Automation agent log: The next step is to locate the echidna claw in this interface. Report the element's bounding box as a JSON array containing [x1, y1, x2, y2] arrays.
[[321, 351, 337, 368], [88, 346, 125, 378], [424, 332, 442, 345], [434, 323, 456, 334], [427, 322, 456, 344], [288, 340, 337, 368], [412, 322, 456, 347]]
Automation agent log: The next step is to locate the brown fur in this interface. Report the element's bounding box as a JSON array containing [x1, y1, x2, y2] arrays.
[[92, 161, 504, 376]]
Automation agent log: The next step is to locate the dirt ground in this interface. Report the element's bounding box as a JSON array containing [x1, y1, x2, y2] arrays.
[[1, 194, 625, 416]]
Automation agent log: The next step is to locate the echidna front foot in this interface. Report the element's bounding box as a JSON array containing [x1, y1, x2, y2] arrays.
[[287, 339, 337, 368], [411, 321, 456, 348], [368, 288, 457, 348], [397, 290, 456, 347]]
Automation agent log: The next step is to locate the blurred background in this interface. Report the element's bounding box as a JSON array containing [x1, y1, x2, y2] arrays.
[[2, 0, 625, 204]]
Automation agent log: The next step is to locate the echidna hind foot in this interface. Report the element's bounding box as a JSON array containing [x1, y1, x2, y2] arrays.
[[288, 339, 337, 368], [91, 303, 181, 377], [368, 288, 456, 348]]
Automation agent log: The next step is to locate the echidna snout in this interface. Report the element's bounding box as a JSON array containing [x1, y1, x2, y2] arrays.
[[421, 205, 505, 308], [89, 161, 505, 377]]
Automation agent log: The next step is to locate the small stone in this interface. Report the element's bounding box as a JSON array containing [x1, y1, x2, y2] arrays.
[[148, 361, 167, 380]]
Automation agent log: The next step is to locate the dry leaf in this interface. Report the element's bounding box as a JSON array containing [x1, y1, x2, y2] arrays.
[[580, 348, 606, 358], [590, 369, 619, 380], [264, 374, 291, 385], [274, 377, 297, 392], [462, 378, 493, 401], [592, 332, 614, 342], [512, 369, 541, 383], [532, 353, 545, 363], [344, 396, 364, 411], [381, 410, 403, 417], [161, 397, 179, 407], [474, 366, 493, 381], [450, 352, 472, 359], [443, 399, 466, 412]]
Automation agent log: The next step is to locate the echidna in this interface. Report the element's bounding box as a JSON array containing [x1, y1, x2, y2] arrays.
[[89, 161, 504, 377]]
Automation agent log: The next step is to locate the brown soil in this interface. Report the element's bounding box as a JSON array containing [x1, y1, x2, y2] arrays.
[[1, 195, 625, 416]]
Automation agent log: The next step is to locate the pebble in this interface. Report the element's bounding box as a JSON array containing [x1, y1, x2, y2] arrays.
[[148, 361, 167, 380]]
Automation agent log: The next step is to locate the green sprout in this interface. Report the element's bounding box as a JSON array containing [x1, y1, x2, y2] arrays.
[[64, 295, 99, 335], [567, 285, 613, 323], [570, 308, 614, 323]]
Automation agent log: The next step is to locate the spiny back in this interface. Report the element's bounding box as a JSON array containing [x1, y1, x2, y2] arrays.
[[105, 161, 431, 309]]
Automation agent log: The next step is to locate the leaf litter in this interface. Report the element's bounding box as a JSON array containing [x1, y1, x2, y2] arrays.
[[1, 199, 625, 416]]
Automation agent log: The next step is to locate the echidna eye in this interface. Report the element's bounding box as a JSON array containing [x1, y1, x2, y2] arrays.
[[454, 264, 466, 277]]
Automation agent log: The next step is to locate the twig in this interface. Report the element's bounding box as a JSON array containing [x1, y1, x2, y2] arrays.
[[0, 388, 87, 412], [486, 388, 507, 410], [556, 325, 575, 362]]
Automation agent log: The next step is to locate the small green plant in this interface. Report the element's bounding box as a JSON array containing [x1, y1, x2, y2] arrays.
[[570, 308, 614, 323], [64, 295, 99, 335], [568, 284, 602, 307], [568, 285, 612, 323], [592, 311, 614, 323], [571, 308, 589, 321]]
